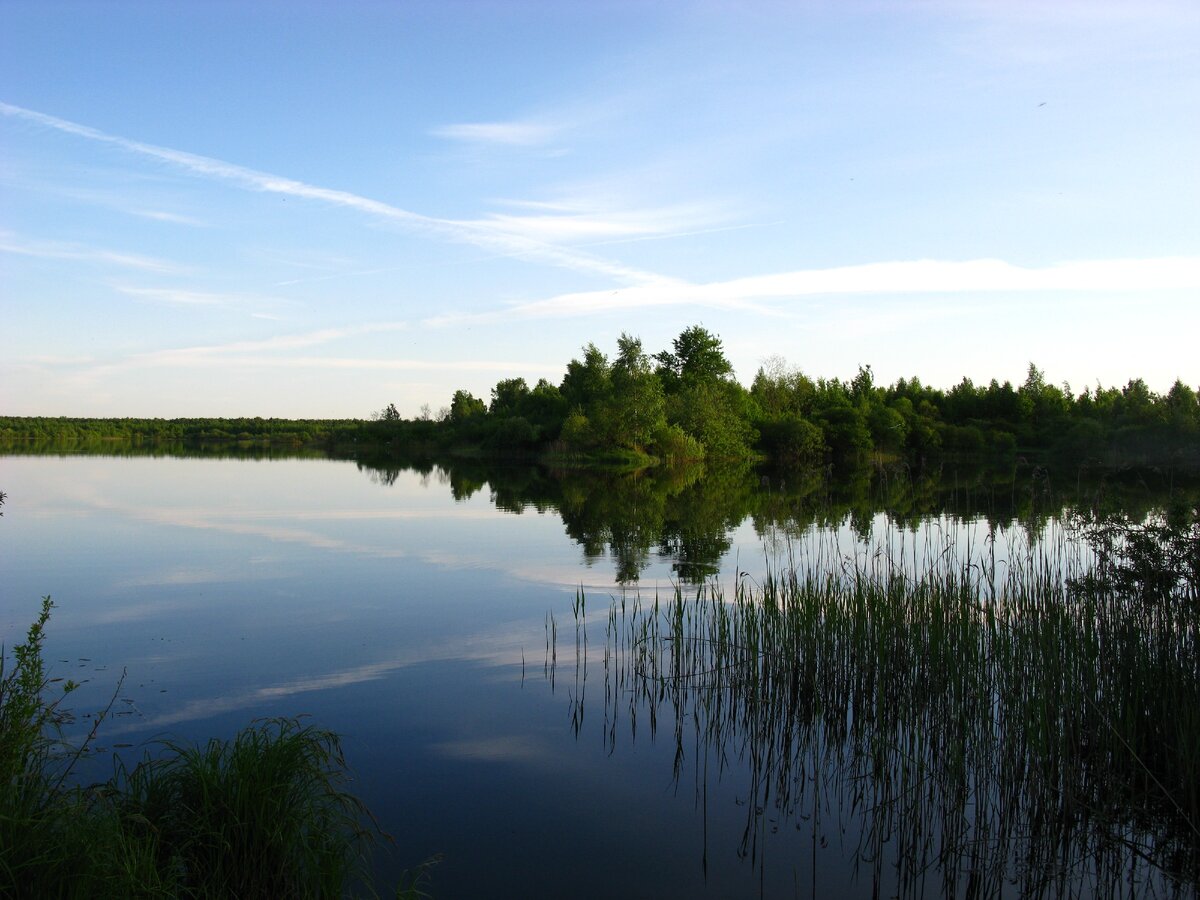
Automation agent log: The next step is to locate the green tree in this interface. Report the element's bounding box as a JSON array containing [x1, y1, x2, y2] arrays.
[[490, 378, 530, 416], [449, 390, 486, 423], [750, 356, 817, 419], [655, 325, 734, 393], [522, 379, 569, 439], [816, 402, 872, 463], [669, 381, 758, 459], [604, 334, 666, 450], [560, 343, 611, 411], [1165, 380, 1200, 434]]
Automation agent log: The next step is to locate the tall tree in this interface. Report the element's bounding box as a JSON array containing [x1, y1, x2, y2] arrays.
[[604, 334, 666, 449], [560, 343, 612, 411], [655, 325, 734, 393], [449, 390, 486, 423]]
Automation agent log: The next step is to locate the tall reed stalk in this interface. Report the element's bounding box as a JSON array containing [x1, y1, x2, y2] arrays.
[[561, 520, 1200, 897]]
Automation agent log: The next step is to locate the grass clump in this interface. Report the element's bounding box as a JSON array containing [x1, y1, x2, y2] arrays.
[[0, 598, 396, 899], [110, 718, 374, 898]]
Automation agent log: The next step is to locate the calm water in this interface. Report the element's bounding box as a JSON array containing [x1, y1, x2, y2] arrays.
[[0, 453, 1191, 898]]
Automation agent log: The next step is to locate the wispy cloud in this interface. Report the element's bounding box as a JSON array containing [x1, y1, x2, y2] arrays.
[[1, 101, 661, 285], [114, 355, 565, 373], [940, 0, 1200, 66], [432, 120, 560, 146], [29, 323, 561, 387], [114, 285, 268, 306], [0, 232, 182, 273], [426, 256, 1200, 325], [127, 208, 205, 226], [455, 199, 731, 246], [0, 172, 207, 227], [96, 323, 411, 362]]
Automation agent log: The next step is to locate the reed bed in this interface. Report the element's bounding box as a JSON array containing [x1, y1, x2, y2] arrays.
[[561, 518, 1200, 898]]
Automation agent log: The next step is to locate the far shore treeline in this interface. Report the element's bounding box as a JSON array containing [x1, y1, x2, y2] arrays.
[[3, 326, 1199, 469]]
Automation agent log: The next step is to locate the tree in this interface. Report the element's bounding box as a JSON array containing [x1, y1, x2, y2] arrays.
[[668, 381, 757, 459], [449, 390, 486, 423], [490, 378, 530, 416], [750, 356, 816, 419], [560, 343, 611, 411], [522, 379, 568, 438], [849, 364, 876, 408], [1164, 380, 1199, 434], [605, 334, 666, 450], [816, 402, 872, 463], [655, 325, 734, 393]]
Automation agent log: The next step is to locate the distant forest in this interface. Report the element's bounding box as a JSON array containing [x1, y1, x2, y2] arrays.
[[3, 326, 1198, 469]]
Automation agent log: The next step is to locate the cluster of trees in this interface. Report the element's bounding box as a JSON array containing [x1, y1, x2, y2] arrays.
[[416, 327, 751, 464], [4, 325, 1197, 469], [0, 417, 364, 449], [385, 325, 1200, 468]]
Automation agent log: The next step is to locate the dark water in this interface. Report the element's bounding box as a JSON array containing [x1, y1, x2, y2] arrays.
[[1, 452, 1194, 898]]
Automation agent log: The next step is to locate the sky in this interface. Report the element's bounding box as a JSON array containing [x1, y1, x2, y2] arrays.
[[2, 0, 1198, 419]]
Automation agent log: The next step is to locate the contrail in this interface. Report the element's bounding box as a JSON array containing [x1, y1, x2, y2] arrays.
[[0, 101, 669, 286]]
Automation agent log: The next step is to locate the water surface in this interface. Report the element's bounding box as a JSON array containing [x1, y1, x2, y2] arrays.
[[1, 453, 1192, 898]]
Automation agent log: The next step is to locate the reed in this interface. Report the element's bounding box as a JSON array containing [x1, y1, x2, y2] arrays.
[[562, 514, 1200, 896], [107, 717, 377, 899]]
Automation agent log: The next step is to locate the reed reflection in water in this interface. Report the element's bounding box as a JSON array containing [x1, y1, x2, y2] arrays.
[[553, 526, 1200, 899]]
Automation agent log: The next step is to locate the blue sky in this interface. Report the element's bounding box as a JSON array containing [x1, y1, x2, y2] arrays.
[[2, 0, 1198, 418]]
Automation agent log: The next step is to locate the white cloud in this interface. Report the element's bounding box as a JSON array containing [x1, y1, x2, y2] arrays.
[[0, 232, 182, 273], [1, 102, 659, 285], [433, 120, 559, 146], [937, 0, 1200, 66], [111, 323, 410, 360], [455, 200, 731, 246], [127, 208, 205, 226], [114, 285, 253, 306], [426, 256, 1200, 325]]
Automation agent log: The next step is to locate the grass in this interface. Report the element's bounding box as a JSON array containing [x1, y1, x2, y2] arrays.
[[559, 509, 1200, 897], [0, 598, 409, 899]]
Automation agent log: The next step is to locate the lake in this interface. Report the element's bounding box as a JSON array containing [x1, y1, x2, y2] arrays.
[[1, 451, 1195, 898]]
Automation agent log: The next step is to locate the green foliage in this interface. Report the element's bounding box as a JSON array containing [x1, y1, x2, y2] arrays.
[[667, 381, 758, 460], [111, 718, 375, 899], [755, 416, 824, 465], [0, 602, 402, 899], [559, 342, 611, 411], [449, 389, 486, 423], [0, 597, 78, 814], [601, 334, 667, 450], [2, 334, 1197, 469], [750, 357, 817, 419], [489, 377, 530, 416], [483, 415, 537, 451], [651, 423, 706, 464], [654, 325, 733, 393], [815, 402, 871, 463]]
